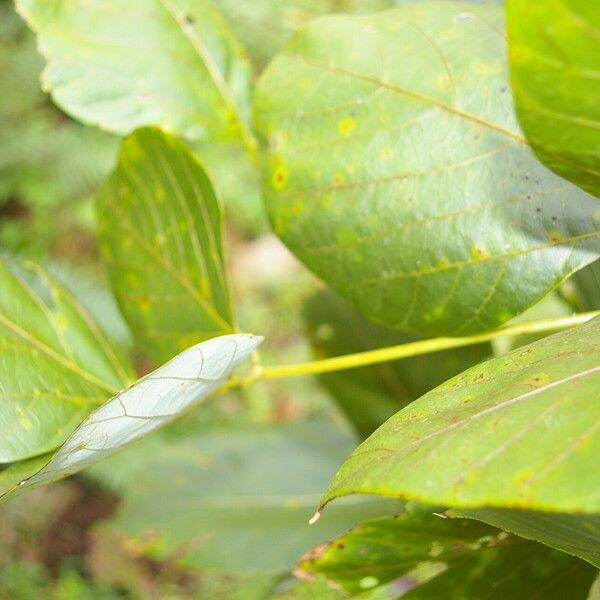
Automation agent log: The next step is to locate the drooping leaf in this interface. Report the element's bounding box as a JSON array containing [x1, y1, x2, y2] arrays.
[[255, 3, 600, 336], [91, 421, 402, 574], [506, 0, 600, 197], [97, 126, 234, 365], [298, 513, 598, 598], [320, 316, 600, 514], [305, 290, 490, 437], [450, 507, 600, 567], [0, 333, 261, 501], [15, 0, 256, 152], [0, 259, 133, 463]]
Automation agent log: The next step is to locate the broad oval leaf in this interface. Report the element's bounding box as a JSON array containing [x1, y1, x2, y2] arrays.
[[90, 421, 402, 574], [320, 316, 600, 514], [97, 126, 234, 365], [0, 259, 133, 463], [255, 3, 600, 336], [305, 290, 490, 437], [15, 0, 256, 151], [298, 513, 598, 598], [507, 0, 600, 198], [0, 333, 261, 501], [450, 507, 600, 567]]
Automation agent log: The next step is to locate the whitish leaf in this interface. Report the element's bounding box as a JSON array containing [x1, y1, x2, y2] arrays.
[[255, 3, 600, 336], [0, 333, 261, 501], [507, 0, 600, 197], [0, 259, 133, 463], [91, 421, 402, 574], [298, 513, 598, 598], [97, 126, 234, 365], [320, 317, 600, 514], [15, 0, 256, 151], [450, 507, 600, 567], [305, 290, 489, 437]]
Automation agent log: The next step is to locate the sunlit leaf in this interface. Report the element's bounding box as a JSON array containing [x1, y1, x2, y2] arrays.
[[507, 0, 600, 197], [97, 126, 234, 365], [0, 333, 261, 501], [15, 0, 256, 151], [255, 3, 600, 336], [298, 513, 598, 598], [0, 259, 133, 463], [320, 316, 600, 514]]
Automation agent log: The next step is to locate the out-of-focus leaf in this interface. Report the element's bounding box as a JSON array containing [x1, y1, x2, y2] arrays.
[[305, 291, 489, 437], [255, 3, 600, 336], [0, 259, 133, 463], [0, 333, 261, 501], [15, 0, 256, 151], [91, 421, 402, 574], [321, 316, 600, 514], [298, 513, 598, 598], [507, 0, 600, 197], [97, 127, 234, 365], [566, 260, 600, 312], [450, 507, 600, 567]]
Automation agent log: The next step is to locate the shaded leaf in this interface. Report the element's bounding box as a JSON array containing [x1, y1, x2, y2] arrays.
[[97, 126, 234, 365], [91, 421, 402, 574], [15, 0, 256, 151], [305, 290, 489, 437], [298, 513, 598, 598], [0, 333, 261, 501], [450, 507, 600, 567], [321, 316, 600, 514], [0, 259, 133, 463], [507, 0, 600, 197], [255, 4, 600, 336]]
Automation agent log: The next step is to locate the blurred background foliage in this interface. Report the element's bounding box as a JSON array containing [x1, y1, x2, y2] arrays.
[[0, 0, 597, 598]]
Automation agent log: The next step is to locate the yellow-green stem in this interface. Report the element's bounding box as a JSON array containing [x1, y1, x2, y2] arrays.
[[243, 311, 599, 384]]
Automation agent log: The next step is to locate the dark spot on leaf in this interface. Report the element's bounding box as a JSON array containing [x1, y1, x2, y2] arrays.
[[184, 14, 194, 24], [536, 207, 542, 212]]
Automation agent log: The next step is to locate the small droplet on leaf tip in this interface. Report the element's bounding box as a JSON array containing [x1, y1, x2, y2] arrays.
[[308, 509, 322, 525]]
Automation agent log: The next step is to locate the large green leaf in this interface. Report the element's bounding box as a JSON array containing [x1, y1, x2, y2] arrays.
[[450, 507, 600, 567], [255, 3, 600, 336], [97, 126, 234, 365], [0, 259, 133, 463], [91, 421, 402, 574], [15, 0, 256, 151], [305, 290, 489, 437], [506, 0, 600, 198], [320, 316, 600, 514], [0, 333, 261, 501], [298, 513, 598, 598]]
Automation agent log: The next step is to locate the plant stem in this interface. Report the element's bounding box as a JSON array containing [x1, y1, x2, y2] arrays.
[[247, 311, 599, 382]]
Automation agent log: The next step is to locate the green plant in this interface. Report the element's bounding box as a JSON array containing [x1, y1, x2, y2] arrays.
[[2, 0, 599, 597]]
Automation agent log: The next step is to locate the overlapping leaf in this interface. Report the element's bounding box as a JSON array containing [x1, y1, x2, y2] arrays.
[[97, 127, 234, 365], [0, 333, 261, 501], [298, 513, 598, 598], [255, 3, 600, 336], [507, 0, 600, 197], [320, 316, 600, 514], [305, 291, 489, 437], [0, 259, 133, 463], [15, 0, 256, 151], [91, 421, 402, 574]]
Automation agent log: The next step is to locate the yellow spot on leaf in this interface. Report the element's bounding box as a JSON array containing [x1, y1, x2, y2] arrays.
[[271, 166, 287, 190], [469, 245, 489, 260], [380, 146, 393, 160], [338, 117, 356, 135], [19, 417, 33, 430]]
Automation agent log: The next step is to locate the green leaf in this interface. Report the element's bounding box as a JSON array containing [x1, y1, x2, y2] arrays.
[[298, 513, 598, 598], [15, 0, 256, 151], [91, 421, 402, 574], [0, 333, 261, 501], [305, 290, 490, 437], [450, 507, 600, 567], [254, 3, 600, 336], [0, 259, 133, 463], [320, 316, 600, 514], [97, 126, 234, 365], [506, 0, 600, 198]]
